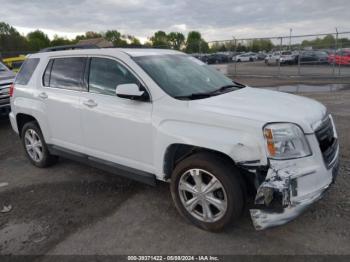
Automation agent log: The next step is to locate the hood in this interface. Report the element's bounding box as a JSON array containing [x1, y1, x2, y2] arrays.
[[190, 87, 326, 133]]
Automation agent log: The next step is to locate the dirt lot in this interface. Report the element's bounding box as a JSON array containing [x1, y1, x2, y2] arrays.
[[0, 88, 350, 258]]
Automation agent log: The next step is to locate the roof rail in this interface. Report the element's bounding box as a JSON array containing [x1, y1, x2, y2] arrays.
[[39, 44, 100, 53]]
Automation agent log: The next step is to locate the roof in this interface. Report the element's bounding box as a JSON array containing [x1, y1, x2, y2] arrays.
[[40, 44, 99, 52], [30, 48, 183, 58], [119, 48, 182, 57]]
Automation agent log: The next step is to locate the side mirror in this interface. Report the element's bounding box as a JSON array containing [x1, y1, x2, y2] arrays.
[[115, 83, 148, 101]]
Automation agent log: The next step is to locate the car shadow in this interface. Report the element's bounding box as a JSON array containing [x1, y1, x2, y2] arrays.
[[0, 114, 10, 127]]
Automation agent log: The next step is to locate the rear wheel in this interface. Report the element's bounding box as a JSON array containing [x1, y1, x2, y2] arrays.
[[21, 122, 58, 168], [170, 153, 244, 231]]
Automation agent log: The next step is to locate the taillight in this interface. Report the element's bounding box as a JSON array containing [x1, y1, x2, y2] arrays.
[[9, 83, 14, 97]]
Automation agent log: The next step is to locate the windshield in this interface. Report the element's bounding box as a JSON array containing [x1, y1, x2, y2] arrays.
[[0, 62, 9, 71], [133, 54, 239, 98]]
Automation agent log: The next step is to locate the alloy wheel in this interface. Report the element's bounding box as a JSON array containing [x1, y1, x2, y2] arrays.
[[24, 129, 43, 162], [178, 168, 228, 223]]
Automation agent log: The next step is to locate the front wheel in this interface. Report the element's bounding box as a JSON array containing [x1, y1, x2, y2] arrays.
[[170, 153, 244, 231]]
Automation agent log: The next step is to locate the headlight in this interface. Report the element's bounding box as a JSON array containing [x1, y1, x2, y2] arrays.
[[263, 123, 311, 159]]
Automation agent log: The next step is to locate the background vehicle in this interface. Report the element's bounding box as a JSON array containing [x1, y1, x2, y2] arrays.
[[206, 53, 230, 64], [191, 53, 209, 63], [3, 55, 27, 73], [265, 51, 295, 65], [299, 50, 329, 64], [264, 53, 272, 64], [328, 48, 350, 65], [10, 47, 339, 232], [256, 53, 267, 60], [0, 61, 15, 115], [234, 52, 258, 62]]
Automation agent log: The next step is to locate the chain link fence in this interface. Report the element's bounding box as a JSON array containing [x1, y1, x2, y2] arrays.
[[203, 31, 350, 78], [2, 31, 350, 80]]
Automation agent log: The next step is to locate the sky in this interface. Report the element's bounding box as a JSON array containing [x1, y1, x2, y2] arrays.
[[1, 0, 349, 43]]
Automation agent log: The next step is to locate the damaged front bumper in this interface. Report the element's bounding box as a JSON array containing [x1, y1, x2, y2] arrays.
[[249, 134, 339, 230]]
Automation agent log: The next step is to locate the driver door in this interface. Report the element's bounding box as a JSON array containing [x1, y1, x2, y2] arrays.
[[80, 57, 154, 172]]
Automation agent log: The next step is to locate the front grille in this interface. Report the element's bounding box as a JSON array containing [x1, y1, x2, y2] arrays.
[[315, 116, 338, 168], [0, 82, 11, 106]]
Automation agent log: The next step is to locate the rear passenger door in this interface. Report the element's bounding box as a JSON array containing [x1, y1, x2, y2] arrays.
[[41, 57, 87, 151], [79, 57, 154, 172]]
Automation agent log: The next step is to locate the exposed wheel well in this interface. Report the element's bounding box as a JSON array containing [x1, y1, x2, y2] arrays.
[[163, 144, 256, 196], [163, 144, 236, 179], [16, 114, 38, 137]]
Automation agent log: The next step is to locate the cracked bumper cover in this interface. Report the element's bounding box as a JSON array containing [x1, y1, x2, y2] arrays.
[[249, 134, 339, 230]]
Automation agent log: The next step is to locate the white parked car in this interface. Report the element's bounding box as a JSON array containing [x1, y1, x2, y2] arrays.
[[10, 47, 339, 231], [266, 51, 295, 65], [234, 53, 258, 62]]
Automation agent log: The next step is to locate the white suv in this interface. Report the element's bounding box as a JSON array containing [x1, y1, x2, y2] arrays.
[[9, 48, 339, 231]]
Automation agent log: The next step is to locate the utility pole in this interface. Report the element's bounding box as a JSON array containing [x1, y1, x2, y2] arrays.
[[233, 37, 237, 75], [289, 28, 292, 50]]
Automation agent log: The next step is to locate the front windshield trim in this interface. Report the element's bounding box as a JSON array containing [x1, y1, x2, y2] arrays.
[[132, 54, 243, 100]]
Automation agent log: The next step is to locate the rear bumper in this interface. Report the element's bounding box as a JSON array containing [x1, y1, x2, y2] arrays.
[[249, 133, 339, 230]]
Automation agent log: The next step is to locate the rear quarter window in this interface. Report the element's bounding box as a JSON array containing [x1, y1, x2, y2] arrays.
[[48, 57, 87, 91], [15, 58, 40, 85]]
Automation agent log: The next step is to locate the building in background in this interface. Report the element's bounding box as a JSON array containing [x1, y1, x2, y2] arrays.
[[77, 38, 113, 48]]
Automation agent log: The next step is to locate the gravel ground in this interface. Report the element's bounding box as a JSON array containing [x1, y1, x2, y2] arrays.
[[0, 88, 349, 258]]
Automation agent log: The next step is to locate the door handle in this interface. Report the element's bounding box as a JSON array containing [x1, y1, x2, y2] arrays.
[[83, 99, 98, 108], [38, 92, 48, 99]]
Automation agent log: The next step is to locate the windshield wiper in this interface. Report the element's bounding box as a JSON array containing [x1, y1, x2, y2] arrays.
[[174, 83, 245, 100], [210, 84, 240, 95], [174, 92, 214, 100]]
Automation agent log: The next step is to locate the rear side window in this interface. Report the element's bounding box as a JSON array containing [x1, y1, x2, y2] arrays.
[[15, 58, 40, 85], [46, 57, 87, 91]]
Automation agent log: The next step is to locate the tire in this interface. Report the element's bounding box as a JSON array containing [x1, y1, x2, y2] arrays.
[[21, 121, 58, 168], [170, 152, 244, 232]]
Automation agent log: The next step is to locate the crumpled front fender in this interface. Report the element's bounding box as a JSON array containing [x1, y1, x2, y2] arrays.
[[249, 156, 338, 230]]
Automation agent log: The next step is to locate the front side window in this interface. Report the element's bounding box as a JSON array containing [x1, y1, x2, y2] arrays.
[[49, 57, 87, 91], [133, 54, 238, 98], [15, 58, 40, 85], [88, 57, 139, 96]]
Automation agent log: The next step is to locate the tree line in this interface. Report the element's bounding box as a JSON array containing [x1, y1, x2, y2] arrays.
[[0, 21, 210, 56], [1, 21, 349, 57]]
